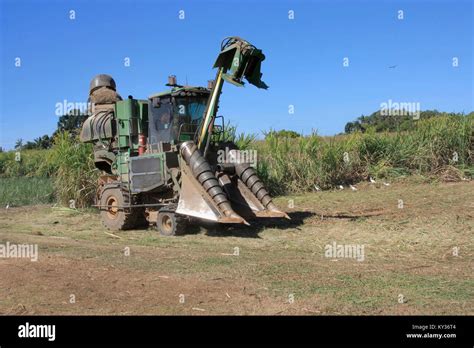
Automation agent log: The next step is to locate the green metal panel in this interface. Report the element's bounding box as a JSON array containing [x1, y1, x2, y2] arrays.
[[116, 99, 144, 153], [113, 99, 154, 190], [137, 100, 149, 135], [115, 100, 133, 150], [111, 151, 131, 189], [179, 134, 192, 141]]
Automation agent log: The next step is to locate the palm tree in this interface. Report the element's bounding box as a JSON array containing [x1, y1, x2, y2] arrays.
[[14, 138, 23, 149], [34, 137, 43, 148]]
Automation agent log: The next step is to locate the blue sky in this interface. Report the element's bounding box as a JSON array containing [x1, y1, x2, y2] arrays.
[[0, 0, 472, 149]]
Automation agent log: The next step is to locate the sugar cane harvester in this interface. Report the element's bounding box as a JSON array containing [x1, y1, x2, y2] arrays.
[[80, 37, 289, 235]]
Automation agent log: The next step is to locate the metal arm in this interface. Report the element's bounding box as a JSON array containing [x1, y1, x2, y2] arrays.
[[197, 68, 224, 153], [196, 37, 268, 154]]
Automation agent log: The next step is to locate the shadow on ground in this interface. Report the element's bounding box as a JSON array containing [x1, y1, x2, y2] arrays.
[[182, 211, 315, 238]]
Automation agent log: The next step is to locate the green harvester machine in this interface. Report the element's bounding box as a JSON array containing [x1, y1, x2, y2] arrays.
[[80, 37, 288, 235]]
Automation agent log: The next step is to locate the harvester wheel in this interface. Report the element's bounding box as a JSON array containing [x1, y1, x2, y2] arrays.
[[99, 187, 140, 230], [156, 211, 180, 236]]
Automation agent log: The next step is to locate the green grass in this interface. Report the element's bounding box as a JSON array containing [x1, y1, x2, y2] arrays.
[[0, 132, 98, 208], [0, 148, 55, 177], [48, 132, 98, 207], [256, 115, 473, 194], [1, 115, 472, 206], [0, 177, 54, 206]]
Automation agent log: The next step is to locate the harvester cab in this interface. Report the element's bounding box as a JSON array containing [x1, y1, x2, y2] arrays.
[[80, 36, 289, 235], [147, 83, 210, 148]]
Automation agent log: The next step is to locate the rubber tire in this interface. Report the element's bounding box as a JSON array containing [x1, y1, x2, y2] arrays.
[[99, 188, 138, 231], [156, 211, 178, 236]]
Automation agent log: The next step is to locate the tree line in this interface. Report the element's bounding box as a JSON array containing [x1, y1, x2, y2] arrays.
[[344, 109, 473, 134], [6, 108, 472, 153]]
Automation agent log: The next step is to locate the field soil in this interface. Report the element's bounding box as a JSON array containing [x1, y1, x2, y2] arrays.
[[0, 180, 472, 315]]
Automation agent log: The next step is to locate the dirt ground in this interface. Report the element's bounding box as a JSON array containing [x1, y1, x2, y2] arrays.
[[0, 179, 472, 315]]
